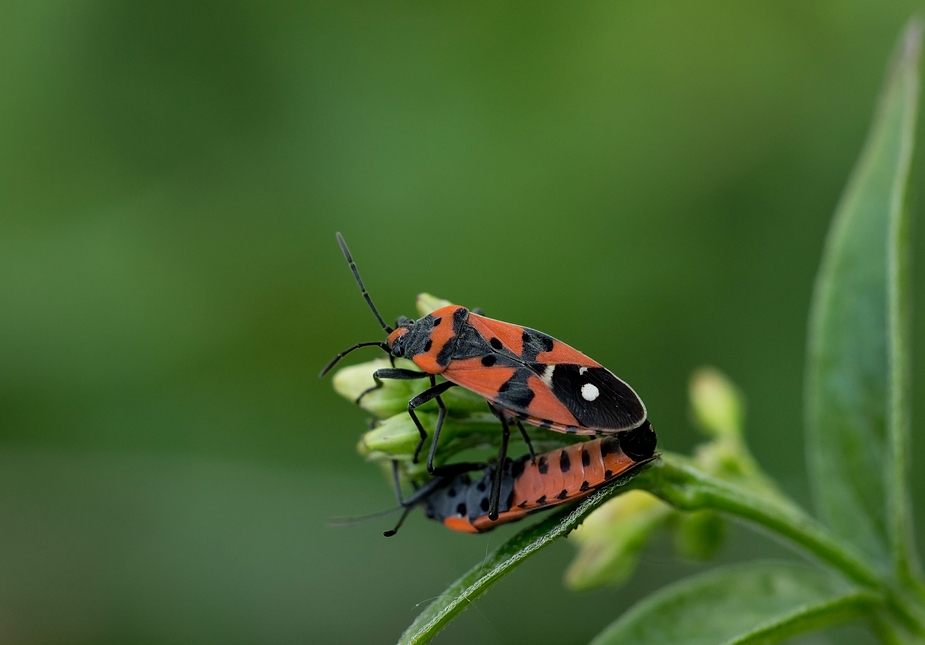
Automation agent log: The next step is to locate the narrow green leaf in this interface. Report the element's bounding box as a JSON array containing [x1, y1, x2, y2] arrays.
[[886, 20, 924, 590], [395, 466, 649, 645], [590, 563, 878, 645], [805, 19, 923, 570]]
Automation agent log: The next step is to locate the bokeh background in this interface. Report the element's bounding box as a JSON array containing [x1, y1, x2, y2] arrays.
[[3, 2, 925, 644]]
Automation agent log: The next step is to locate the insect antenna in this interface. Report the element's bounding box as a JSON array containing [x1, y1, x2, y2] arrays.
[[319, 340, 390, 377], [336, 232, 393, 334], [327, 505, 404, 528]]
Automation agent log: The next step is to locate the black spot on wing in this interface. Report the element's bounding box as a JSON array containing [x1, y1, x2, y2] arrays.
[[549, 365, 646, 431], [490, 337, 503, 350], [452, 307, 469, 332], [520, 328, 556, 361], [444, 322, 525, 371], [438, 324, 475, 365], [435, 337, 456, 368], [493, 368, 535, 411], [457, 325, 489, 359]]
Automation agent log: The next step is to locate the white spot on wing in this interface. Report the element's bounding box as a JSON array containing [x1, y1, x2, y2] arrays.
[[581, 383, 600, 401], [579, 367, 588, 375], [539, 364, 555, 388]]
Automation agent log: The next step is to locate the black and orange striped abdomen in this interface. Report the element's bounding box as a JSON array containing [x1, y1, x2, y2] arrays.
[[422, 422, 657, 533]]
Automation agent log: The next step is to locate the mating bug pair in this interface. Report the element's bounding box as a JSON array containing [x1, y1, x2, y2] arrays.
[[321, 233, 657, 533]]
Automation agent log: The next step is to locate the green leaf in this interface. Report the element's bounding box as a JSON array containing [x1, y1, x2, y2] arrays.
[[589, 563, 877, 645], [395, 466, 651, 645], [805, 19, 923, 572], [885, 21, 924, 590]]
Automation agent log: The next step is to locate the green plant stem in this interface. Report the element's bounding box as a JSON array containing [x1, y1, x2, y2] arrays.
[[634, 455, 925, 635]]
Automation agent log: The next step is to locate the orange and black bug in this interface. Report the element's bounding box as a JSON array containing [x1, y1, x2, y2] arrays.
[[320, 233, 649, 521], [384, 422, 657, 535]]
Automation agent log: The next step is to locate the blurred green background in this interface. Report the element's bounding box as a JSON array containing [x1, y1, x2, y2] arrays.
[[3, 2, 925, 643]]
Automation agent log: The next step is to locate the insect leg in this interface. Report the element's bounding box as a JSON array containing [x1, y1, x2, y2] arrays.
[[488, 414, 511, 521], [355, 367, 429, 404], [384, 460, 484, 537], [383, 507, 414, 538], [515, 419, 536, 463], [406, 379, 457, 469], [424, 375, 452, 475], [385, 461, 431, 537], [389, 459, 408, 505]]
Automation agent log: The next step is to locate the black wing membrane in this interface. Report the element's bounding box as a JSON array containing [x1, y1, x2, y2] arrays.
[[541, 364, 646, 431]]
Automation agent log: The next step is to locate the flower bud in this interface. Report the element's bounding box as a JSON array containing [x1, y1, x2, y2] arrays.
[[689, 367, 745, 439], [416, 293, 454, 317], [357, 412, 432, 459], [675, 510, 726, 560], [565, 491, 672, 590], [333, 358, 428, 418]]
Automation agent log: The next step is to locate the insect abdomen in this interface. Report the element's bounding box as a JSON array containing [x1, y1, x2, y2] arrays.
[[428, 426, 657, 533]]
